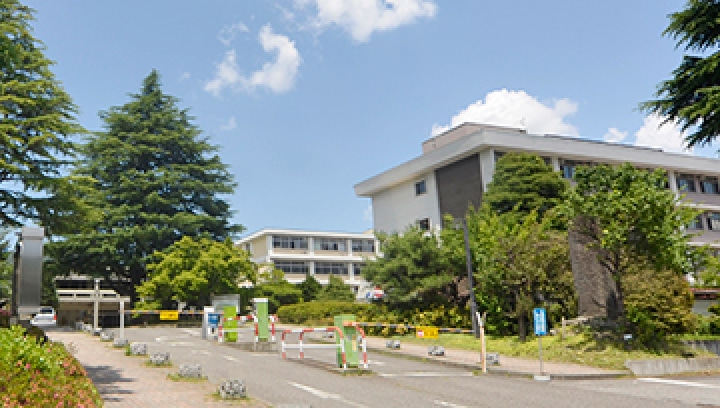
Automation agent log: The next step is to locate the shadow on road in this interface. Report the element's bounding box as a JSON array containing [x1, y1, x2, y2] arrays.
[[84, 364, 136, 402]]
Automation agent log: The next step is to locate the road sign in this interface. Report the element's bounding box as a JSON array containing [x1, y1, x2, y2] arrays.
[[159, 310, 179, 321], [533, 308, 547, 336], [415, 326, 438, 339], [207, 313, 221, 327]]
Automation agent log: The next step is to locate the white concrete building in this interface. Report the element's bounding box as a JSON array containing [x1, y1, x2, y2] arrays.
[[354, 122, 720, 249], [235, 228, 379, 296]]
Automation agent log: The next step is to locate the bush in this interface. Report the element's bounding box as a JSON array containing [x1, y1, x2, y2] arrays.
[[278, 301, 376, 325], [0, 325, 102, 407]]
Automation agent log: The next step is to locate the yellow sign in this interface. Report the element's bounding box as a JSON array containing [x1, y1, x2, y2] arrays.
[[159, 310, 179, 321], [415, 326, 439, 339]]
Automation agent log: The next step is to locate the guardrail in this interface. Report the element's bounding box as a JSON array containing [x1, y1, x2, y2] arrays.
[[354, 322, 474, 334], [280, 324, 368, 370], [218, 315, 278, 343]]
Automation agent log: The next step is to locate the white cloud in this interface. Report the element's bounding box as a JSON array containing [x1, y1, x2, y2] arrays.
[[204, 25, 301, 95], [634, 113, 691, 153], [220, 116, 237, 131], [603, 127, 628, 143], [432, 89, 579, 137], [296, 0, 437, 43], [218, 22, 249, 46], [179, 72, 191, 81]]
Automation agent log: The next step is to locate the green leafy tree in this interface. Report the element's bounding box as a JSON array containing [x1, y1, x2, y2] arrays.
[[252, 280, 303, 314], [0, 234, 12, 302], [362, 227, 460, 311], [483, 153, 566, 221], [623, 266, 695, 346], [641, 0, 720, 148], [562, 164, 698, 320], [441, 208, 575, 339], [0, 1, 83, 226], [316, 275, 355, 302], [136, 236, 256, 309], [298, 274, 322, 302], [47, 70, 241, 299]]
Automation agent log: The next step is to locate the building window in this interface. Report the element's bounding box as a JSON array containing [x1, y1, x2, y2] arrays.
[[559, 159, 594, 180], [353, 263, 364, 276], [272, 235, 308, 249], [274, 261, 308, 274], [315, 262, 348, 275], [415, 180, 427, 195], [417, 218, 430, 231], [677, 174, 697, 193], [314, 238, 346, 252], [351, 239, 375, 253], [688, 215, 704, 230], [707, 212, 720, 230], [701, 177, 719, 194]]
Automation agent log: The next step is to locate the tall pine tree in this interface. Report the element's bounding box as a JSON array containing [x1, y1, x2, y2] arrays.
[[0, 0, 82, 226], [49, 70, 241, 299]]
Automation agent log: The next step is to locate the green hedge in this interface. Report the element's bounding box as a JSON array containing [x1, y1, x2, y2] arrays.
[[277, 301, 377, 325], [0, 325, 102, 407]]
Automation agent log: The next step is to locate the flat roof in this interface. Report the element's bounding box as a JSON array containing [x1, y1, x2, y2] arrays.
[[236, 228, 376, 245], [355, 123, 720, 197]]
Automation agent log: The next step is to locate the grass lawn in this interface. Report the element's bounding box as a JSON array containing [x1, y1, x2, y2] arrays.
[[392, 331, 716, 370]]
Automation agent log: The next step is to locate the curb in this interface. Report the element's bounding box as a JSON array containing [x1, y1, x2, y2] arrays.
[[366, 346, 630, 380]]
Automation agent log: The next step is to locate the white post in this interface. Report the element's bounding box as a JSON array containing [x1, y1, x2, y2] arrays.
[[561, 316, 566, 341], [93, 278, 100, 333], [476, 311, 486, 373], [119, 300, 125, 340]]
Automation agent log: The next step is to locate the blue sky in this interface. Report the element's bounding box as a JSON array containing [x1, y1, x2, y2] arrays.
[[25, 0, 709, 236]]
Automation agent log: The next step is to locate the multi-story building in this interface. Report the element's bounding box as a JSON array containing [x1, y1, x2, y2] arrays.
[[235, 229, 378, 296], [354, 122, 720, 250]]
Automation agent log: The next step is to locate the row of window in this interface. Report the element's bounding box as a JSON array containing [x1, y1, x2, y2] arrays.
[[677, 174, 720, 194], [273, 261, 365, 276], [271, 236, 375, 253], [688, 212, 720, 231]]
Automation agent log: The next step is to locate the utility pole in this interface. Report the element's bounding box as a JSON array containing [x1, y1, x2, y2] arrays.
[[462, 219, 479, 338]]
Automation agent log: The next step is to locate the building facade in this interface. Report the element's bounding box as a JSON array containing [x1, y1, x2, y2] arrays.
[[235, 229, 378, 296], [354, 122, 720, 249]]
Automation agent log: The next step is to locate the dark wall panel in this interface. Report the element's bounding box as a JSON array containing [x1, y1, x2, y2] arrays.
[[435, 154, 483, 224]]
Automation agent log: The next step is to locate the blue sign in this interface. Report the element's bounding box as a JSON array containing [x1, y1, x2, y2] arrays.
[[207, 313, 221, 328], [533, 308, 547, 336]]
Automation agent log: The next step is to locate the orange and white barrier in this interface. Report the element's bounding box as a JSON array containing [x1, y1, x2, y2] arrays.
[[280, 325, 368, 370]]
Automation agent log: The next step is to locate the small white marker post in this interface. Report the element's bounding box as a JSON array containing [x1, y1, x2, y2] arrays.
[[476, 311, 487, 373], [533, 307, 551, 381]]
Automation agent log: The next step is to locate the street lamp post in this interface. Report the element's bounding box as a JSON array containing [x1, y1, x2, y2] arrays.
[[461, 219, 480, 338], [93, 278, 100, 334]]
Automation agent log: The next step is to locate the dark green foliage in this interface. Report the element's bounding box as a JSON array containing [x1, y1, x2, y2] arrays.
[[47, 71, 241, 299], [0, 0, 83, 226], [642, 0, 720, 148], [362, 227, 460, 311], [484, 153, 566, 221], [316, 275, 355, 302], [298, 274, 322, 302], [252, 281, 303, 314]]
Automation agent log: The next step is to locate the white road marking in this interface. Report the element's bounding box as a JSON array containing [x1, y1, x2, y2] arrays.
[[223, 355, 238, 362], [378, 372, 474, 378], [181, 329, 199, 336], [155, 336, 167, 342], [191, 350, 210, 355], [368, 360, 385, 366], [288, 382, 368, 408], [434, 401, 467, 408], [637, 378, 720, 389]]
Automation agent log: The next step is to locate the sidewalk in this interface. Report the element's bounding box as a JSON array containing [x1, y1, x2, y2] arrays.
[[46, 330, 265, 408], [361, 336, 629, 380]]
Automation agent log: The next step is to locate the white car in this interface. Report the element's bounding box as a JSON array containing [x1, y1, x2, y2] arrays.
[[30, 306, 57, 327]]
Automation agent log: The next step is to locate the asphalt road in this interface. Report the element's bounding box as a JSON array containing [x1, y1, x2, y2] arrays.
[[115, 327, 720, 408]]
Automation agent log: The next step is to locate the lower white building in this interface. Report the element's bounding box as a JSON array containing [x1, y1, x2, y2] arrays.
[[235, 228, 378, 297]]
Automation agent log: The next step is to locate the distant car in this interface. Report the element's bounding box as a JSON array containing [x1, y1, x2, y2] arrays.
[[30, 306, 57, 327]]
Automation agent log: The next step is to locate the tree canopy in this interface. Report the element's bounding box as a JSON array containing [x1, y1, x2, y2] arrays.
[[47, 70, 241, 298], [316, 275, 356, 302], [483, 152, 566, 220], [0, 0, 82, 226], [562, 164, 698, 319], [642, 0, 720, 148], [136, 236, 256, 309]]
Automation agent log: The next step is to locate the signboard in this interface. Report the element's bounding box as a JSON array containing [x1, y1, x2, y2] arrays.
[[415, 326, 439, 339], [159, 310, 179, 321], [533, 308, 547, 336], [207, 313, 221, 328]]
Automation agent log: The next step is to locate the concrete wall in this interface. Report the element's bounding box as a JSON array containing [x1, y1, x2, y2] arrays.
[[625, 357, 720, 376], [372, 172, 441, 234]]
